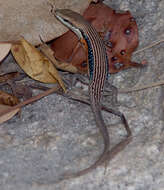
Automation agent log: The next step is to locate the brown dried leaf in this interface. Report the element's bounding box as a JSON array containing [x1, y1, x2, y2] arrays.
[[51, 2, 145, 74], [0, 0, 92, 45], [11, 38, 66, 92], [0, 90, 20, 124], [0, 104, 20, 124], [0, 43, 11, 62], [0, 90, 19, 106]]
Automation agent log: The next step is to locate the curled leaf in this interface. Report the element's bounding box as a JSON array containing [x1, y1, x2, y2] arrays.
[[11, 38, 66, 92], [0, 90, 19, 106], [0, 90, 20, 124], [0, 104, 20, 124], [51, 2, 145, 74]]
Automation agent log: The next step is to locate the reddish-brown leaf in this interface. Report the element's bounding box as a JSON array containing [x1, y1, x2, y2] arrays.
[[51, 2, 146, 74]]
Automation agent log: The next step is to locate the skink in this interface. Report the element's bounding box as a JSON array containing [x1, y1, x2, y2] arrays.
[[52, 8, 132, 179]]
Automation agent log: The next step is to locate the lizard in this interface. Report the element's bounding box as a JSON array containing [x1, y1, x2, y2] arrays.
[[51, 8, 132, 179]]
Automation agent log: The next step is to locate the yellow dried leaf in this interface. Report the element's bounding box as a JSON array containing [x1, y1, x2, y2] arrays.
[[0, 104, 20, 124], [11, 38, 66, 92], [0, 43, 11, 62]]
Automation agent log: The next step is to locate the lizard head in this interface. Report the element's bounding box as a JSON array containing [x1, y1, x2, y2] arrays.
[[53, 9, 89, 40]]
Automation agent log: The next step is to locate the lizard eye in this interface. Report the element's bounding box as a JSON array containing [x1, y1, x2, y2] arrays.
[[124, 28, 131, 35], [63, 18, 69, 23]]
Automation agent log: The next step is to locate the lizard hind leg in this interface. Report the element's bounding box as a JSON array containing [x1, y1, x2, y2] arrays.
[[104, 82, 119, 107]]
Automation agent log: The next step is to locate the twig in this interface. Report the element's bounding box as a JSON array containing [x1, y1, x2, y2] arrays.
[[134, 39, 164, 55], [118, 80, 164, 93], [0, 85, 61, 118], [118, 38, 164, 93]]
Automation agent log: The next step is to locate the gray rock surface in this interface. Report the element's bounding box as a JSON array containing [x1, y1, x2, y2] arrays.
[[0, 0, 164, 189]]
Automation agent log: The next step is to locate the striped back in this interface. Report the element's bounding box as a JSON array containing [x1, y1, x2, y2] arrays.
[[81, 23, 109, 103]]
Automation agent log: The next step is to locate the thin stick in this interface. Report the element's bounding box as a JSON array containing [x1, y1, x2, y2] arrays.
[[134, 39, 164, 55], [0, 85, 61, 118], [118, 38, 164, 93], [118, 80, 164, 93]]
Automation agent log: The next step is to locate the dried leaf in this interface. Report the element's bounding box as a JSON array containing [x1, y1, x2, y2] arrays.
[[0, 104, 19, 124], [0, 90, 19, 106], [0, 0, 92, 45], [0, 43, 11, 62], [0, 90, 20, 124], [51, 2, 145, 74], [11, 38, 66, 92]]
